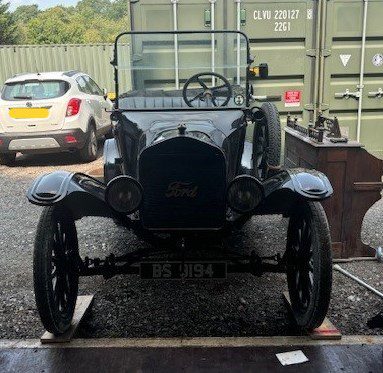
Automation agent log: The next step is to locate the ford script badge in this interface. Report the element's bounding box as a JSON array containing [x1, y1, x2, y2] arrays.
[[166, 182, 198, 198]]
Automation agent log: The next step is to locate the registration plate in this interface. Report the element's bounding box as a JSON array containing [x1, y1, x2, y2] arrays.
[[9, 107, 49, 119], [140, 262, 227, 279]]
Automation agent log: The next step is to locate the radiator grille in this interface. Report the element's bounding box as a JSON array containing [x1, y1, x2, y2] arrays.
[[139, 137, 226, 230]]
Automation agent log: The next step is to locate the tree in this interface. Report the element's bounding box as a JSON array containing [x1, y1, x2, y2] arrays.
[[0, 0, 18, 44], [76, 0, 111, 19], [9, 0, 130, 45], [13, 4, 40, 44], [26, 7, 85, 44], [107, 0, 129, 21], [13, 4, 40, 23]]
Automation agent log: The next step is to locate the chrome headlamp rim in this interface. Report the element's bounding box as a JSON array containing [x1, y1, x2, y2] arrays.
[[105, 175, 143, 214], [227, 174, 264, 214]]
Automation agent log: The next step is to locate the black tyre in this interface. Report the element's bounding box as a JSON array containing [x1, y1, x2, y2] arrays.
[[261, 102, 281, 166], [78, 125, 98, 162], [0, 153, 16, 166], [286, 201, 332, 330], [252, 102, 281, 179], [33, 205, 79, 335]]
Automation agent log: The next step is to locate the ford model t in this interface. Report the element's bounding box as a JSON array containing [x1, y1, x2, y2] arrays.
[[28, 31, 333, 335]]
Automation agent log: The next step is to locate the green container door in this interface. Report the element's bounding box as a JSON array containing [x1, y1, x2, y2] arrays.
[[129, 0, 227, 90], [130, 0, 226, 31], [227, 0, 318, 127], [129, 0, 383, 158], [321, 0, 383, 158]]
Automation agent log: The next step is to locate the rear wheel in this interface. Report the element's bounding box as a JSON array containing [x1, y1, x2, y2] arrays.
[[78, 125, 98, 162], [0, 153, 16, 166], [33, 205, 79, 335], [286, 201, 332, 330]]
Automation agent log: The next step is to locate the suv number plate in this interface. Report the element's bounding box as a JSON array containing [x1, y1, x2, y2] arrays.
[[140, 262, 227, 279]]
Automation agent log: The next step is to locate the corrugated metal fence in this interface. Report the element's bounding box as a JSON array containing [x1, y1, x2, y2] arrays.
[[0, 44, 117, 91]]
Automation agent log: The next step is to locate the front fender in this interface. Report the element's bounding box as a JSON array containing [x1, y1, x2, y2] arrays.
[[27, 171, 113, 220], [257, 168, 333, 214]]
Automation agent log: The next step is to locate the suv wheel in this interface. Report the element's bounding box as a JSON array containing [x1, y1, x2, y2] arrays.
[[0, 153, 16, 166], [78, 125, 98, 163]]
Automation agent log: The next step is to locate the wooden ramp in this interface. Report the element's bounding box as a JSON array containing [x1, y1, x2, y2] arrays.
[[40, 295, 94, 344], [283, 292, 342, 340]]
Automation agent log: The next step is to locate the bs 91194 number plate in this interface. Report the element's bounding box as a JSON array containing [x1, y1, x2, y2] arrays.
[[140, 262, 227, 279]]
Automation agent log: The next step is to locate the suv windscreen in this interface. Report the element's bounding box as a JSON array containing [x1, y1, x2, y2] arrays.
[[1, 80, 70, 101]]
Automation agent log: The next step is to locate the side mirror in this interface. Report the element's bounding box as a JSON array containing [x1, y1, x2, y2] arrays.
[[248, 63, 269, 79], [103, 88, 108, 100]]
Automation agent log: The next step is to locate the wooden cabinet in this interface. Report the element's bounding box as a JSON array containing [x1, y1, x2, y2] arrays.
[[285, 127, 383, 258]]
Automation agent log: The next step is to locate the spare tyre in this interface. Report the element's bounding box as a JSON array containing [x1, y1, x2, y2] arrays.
[[252, 102, 281, 179]]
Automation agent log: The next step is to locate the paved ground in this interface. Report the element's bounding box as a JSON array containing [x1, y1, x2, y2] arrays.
[[0, 150, 382, 339], [1, 337, 383, 373]]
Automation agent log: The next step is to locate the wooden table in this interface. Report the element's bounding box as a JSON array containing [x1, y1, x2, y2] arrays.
[[284, 127, 383, 258]]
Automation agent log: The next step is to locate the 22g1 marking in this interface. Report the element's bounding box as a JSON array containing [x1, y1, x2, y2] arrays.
[[253, 9, 300, 33]]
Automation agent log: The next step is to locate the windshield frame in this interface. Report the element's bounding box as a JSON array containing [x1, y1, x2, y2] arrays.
[[112, 30, 252, 111]]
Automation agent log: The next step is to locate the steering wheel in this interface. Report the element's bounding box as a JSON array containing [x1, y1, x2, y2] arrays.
[[182, 72, 233, 108]]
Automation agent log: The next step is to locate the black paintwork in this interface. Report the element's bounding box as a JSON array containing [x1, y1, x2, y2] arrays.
[[27, 29, 333, 235]]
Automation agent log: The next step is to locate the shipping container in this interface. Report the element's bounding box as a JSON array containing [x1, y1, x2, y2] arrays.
[[130, 0, 383, 158], [0, 0, 381, 157]]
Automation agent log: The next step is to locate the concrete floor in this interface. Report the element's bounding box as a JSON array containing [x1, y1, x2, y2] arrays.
[[1, 337, 382, 373]]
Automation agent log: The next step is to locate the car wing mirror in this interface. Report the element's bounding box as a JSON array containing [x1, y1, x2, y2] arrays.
[[248, 63, 269, 79]]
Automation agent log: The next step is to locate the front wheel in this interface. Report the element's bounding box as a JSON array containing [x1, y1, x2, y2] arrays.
[[33, 205, 79, 335], [286, 201, 332, 330]]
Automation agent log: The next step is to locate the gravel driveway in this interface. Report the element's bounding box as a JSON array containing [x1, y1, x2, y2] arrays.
[[0, 150, 382, 339]]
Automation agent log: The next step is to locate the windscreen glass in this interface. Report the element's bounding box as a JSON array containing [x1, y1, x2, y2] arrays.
[[2, 80, 70, 101], [116, 31, 249, 109]]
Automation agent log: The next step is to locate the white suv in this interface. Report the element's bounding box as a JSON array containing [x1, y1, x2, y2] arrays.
[[0, 71, 113, 164]]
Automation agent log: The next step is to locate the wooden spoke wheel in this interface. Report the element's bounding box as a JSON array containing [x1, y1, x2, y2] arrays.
[[286, 201, 332, 330], [33, 205, 79, 335]]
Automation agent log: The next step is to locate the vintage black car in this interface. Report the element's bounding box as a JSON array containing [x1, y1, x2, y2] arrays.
[[28, 31, 333, 335]]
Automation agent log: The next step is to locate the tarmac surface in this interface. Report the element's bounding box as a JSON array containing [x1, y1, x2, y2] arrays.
[[1, 337, 383, 373]]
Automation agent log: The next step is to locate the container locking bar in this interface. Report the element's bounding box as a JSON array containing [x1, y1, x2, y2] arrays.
[[368, 88, 383, 98], [334, 89, 360, 100]]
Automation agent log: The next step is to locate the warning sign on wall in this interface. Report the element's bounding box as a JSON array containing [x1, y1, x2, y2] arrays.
[[284, 90, 301, 107]]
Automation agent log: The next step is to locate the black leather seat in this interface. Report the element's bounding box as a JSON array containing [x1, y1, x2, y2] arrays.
[[119, 96, 236, 109]]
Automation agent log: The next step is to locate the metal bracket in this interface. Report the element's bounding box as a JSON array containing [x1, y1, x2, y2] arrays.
[[204, 9, 211, 27], [321, 49, 331, 57], [319, 103, 329, 111], [335, 89, 360, 100], [368, 88, 383, 98], [304, 103, 315, 111]]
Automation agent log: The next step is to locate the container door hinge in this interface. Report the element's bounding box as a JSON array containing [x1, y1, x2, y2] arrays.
[[321, 49, 331, 57], [319, 103, 330, 111], [304, 104, 315, 111], [204, 9, 211, 27], [240, 9, 246, 26], [306, 49, 316, 57]]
